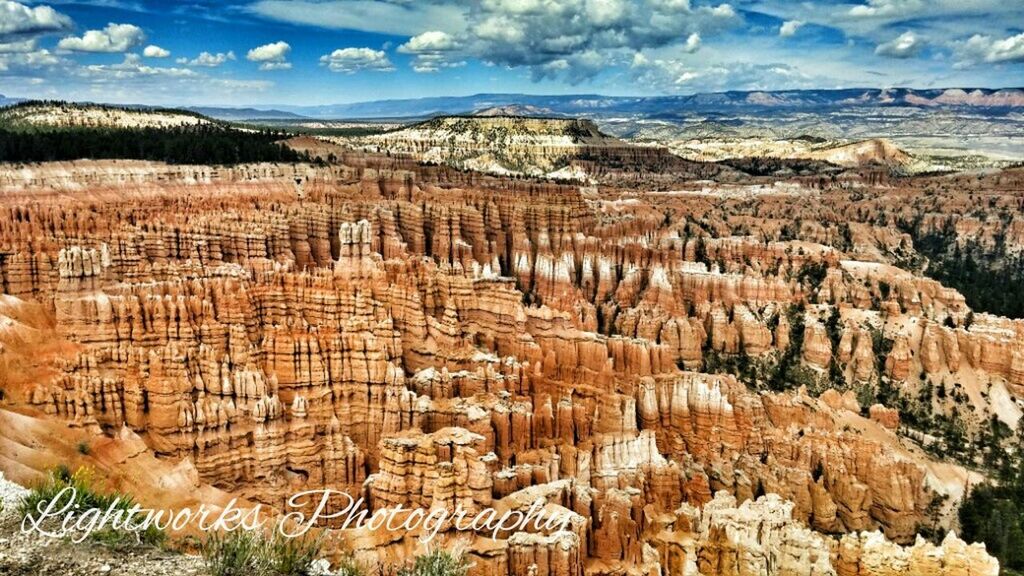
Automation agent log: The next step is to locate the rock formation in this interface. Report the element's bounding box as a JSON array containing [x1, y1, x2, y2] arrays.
[[0, 152, 1013, 575]]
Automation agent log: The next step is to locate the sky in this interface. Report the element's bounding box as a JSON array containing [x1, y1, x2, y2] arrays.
[[0, 0, 1022, 106]]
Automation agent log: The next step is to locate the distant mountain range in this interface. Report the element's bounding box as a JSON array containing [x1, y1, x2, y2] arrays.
[[267, 87, 1024, 120], [2, 87, 1023, 122], [186, 106, 307, 121]]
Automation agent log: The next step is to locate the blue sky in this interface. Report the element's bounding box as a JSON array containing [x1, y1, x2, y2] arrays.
[[0, 0, 1022, 106]]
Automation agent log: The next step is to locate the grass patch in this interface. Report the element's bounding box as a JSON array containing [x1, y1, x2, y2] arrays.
[[18, 465, 165, 549], [333, 556, 366, 576], [200, 529, 325, 576], [396, 550, 471, 576]]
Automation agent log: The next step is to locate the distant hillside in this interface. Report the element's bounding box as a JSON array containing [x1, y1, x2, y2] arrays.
[[804, 138, 912, 167], [188, 107, 307, 121], [0, 94, 23, 107], [349, 115, 658, 178], [472, 104, 561, 117], [276, 87, 1024, 119], [0, 101, 215, 130], [0, 102, 307, 165], [668, 136, 913, 169]]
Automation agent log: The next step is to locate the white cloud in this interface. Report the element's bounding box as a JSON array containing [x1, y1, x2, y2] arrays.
[[956, 33, 1024, 65], [779, 20, 803, 37], [631, 55, 823, 93], [84, 53, 198, 79], [215, 78, 274, 91], [683, 32, 700, 53], [709, 4, 735, 18], [0, 38, 36, 53], [746, 0, 1019, 53], [0, 0, 72, 37], [849, 0, 924, 18], [246, 40, 291, 71], [252, 0, 740, 82], [57, 22, 144, 53], [874, 31, 922, 58], [180, 50, 236, 67], [398, 30, 459, 54], [319, 47, 394, 73], [248, 0, 467, 36], [463, 0, 738, 81], [0, 47, 61, 73], [410, 54, 465, 73], [399, 30, 463, 72], [258, 61, 292, 70], [143, 44, 170, 58]]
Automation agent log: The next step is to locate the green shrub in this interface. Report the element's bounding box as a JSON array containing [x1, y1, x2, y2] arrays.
[[19, 466, 164, 548], [76, 441, 91, 455], [396, 550, 471, 576], [202, 530, 268, 576], [333, 556, 366, 576], [200, 529, 324, 576], [19, 466, 120, 519], [264, 531, 324, 576]]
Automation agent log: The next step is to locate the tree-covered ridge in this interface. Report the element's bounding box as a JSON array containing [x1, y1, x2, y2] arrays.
[[0, 100, 215, 132], [959, 423, 1024, 574], [0, 125, 308, 165], [911, 225, 1024, 320]]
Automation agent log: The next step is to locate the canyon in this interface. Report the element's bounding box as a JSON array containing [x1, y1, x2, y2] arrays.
[[0, 123, 1021, 575]]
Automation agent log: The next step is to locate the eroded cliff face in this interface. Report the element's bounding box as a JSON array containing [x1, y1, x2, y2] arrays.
[[342, 115, 719, 182], [0, 156, 1010, 575]]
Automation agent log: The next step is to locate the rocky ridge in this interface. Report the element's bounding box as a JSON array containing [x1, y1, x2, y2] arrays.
[[345, 115, 704, 180], [0, 103, 214, 130]]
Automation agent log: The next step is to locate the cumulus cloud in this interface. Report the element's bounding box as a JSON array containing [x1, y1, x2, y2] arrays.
[[71, 53, 273, 103], [0, 0, 72, 38], [779, 20, 803, 37], [255, 0, 738, 81], [466, 0, 737, 70], [143, 45, 170, 58], [955, 33, 1024, 65], [399, 30, 463, 72], [319, 47, 394, 73], [420, 0, 740, 82], [399, 30, 459, 54], [84, 53, 197, 79], [0, 38, 37, 53], [631, 56, 822, 93], [849, 0, 924, 18], [178, 50, 236, 67], [533, 49, 608, 83], [57, 22, 144, 53], [246, 40, 291, 70], [874, 31, 922, 58], [747, 0, 1016, 55], [683, 33, 701, 53], [0, 47, 60, 74], [249, 0, 467, 36]]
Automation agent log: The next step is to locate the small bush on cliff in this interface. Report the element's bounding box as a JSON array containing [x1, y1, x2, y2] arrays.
[[18, 465, 165, 549], [395, 549, 471, 576], [200, 529, 324, 576], [332, 555, 365, 576], [264, 531, 324, 576], [202, 530, 268, 576], [19, 465, 118, 518]]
